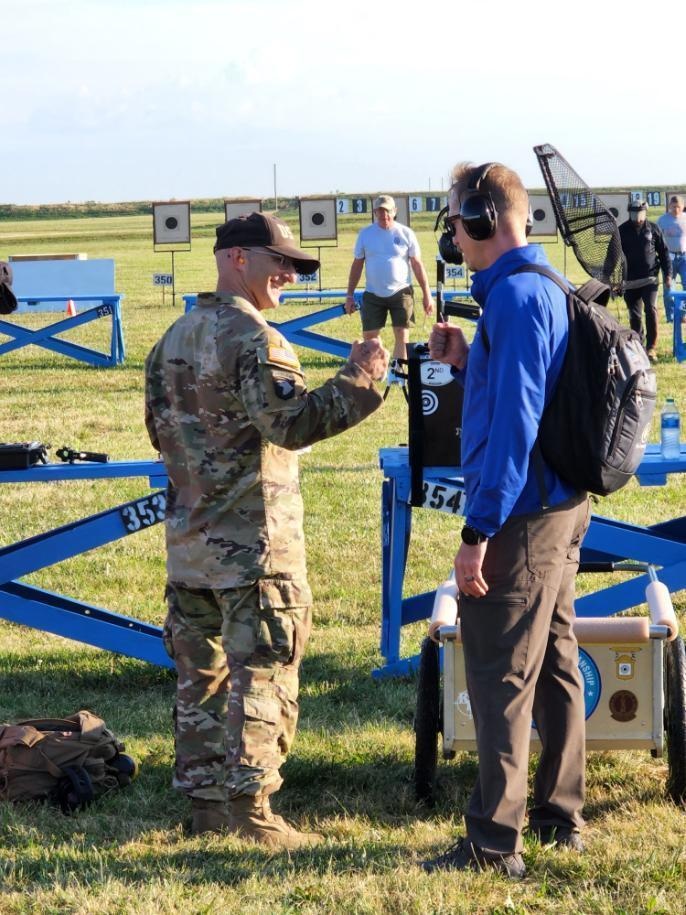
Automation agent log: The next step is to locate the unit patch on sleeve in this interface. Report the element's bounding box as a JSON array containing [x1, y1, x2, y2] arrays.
[[273, 378, 296, 399]]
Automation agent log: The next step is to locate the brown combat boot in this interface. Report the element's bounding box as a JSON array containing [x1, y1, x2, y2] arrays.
[[228, 795, 324, 850], [190, 797, 232, 835]]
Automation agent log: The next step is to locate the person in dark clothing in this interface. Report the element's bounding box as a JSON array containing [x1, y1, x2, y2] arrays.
[[618, 200, 672, 362]]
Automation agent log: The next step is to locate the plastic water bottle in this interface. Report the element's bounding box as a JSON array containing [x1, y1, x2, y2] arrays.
[[660, 398, 681, 460]]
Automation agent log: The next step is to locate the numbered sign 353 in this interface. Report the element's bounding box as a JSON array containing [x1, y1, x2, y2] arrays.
[[153, 274, 173, 286]]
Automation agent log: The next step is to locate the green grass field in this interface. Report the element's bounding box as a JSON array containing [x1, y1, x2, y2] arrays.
[[0, 209, 684, 914]]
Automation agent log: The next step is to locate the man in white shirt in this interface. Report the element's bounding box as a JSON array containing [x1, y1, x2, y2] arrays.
[[344, 195, 433, 380]]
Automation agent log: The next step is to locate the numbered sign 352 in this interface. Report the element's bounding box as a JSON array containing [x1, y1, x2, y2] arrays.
[[297, 272, 318, 284], [153, 274, 174, 286]]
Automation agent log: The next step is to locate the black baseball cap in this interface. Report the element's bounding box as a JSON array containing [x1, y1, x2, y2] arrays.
[[214, 212, 320, 274]]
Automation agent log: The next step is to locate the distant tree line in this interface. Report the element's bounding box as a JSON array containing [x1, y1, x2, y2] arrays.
[[1, 189, 683, 221], [0, 198, 296, 220]]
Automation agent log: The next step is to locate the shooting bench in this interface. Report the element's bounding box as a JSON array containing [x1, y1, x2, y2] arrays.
[[376, 444, 686, 679], [0, 460, 171, 667], [1, 258, 125, 367], [182, 289, 476, 360]]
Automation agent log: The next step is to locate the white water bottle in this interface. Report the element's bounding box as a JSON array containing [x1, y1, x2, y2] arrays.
[[660, 398, 681, 460]]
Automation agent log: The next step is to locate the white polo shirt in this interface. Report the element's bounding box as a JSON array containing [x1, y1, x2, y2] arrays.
[[353, 221, 420, 297]]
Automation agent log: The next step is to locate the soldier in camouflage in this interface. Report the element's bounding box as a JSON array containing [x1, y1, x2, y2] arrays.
[[145, 212, 388, 848]]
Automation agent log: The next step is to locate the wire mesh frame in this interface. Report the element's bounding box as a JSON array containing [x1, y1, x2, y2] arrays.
[[533, 144, 625, 290]]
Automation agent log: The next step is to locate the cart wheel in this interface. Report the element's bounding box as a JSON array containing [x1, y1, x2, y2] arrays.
[[414, 636, 440, 804], [664, 636, 686, 806]]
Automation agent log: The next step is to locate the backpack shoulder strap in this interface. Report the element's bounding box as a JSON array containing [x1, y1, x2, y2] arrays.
[[509, 262, 570, 294], [479, 262, 570, 353]]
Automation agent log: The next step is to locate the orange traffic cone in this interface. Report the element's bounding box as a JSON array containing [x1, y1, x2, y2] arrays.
[[65, 299, 76, 317]]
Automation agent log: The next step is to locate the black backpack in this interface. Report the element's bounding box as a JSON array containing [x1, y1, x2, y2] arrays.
[[481, 263, 656, 497]]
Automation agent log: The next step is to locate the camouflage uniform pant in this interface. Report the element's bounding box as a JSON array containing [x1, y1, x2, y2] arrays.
[[163, 578, 312, 801]]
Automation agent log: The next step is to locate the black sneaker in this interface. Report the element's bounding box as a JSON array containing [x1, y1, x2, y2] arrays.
[[421, 837, 526, 878], [530, 825, 584, 852]]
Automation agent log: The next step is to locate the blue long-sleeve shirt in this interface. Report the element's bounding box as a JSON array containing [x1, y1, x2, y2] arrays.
[[458, 244, 577, 536]]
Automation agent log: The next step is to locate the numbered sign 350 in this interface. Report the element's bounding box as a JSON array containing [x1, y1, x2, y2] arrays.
[[153, 274, 174, 286], [119, 492, 167, 532]]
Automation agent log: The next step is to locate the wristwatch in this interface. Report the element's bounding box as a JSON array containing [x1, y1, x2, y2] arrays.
[[461, 524, 488, 545]]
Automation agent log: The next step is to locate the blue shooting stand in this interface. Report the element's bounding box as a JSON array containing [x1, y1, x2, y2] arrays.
[[182, 290, 363, 359], [182, 288, 475, 360], [1, 295, 125, 367], [4, 257, 125, 367], [376, 444, 686, 678], [0, 461, 171, 667]]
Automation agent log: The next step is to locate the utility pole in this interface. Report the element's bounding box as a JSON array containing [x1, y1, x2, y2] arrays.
[[273, 163, 278, 213]]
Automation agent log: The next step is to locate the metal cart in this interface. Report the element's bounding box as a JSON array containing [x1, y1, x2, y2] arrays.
[[414, 564, 686, 807]]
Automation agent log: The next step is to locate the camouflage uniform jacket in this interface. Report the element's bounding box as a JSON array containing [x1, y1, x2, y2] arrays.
[[145, 293, 383, 593]]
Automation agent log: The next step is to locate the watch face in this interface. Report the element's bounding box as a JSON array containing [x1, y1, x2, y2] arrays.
[[461, 525, 485, 545]]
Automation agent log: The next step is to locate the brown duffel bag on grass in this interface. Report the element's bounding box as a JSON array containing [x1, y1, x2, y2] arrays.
[[0, 710, 138, 814]]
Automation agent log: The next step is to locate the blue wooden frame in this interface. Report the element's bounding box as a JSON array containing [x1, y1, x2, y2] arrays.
[[0, 461, 171, 667], [181, 288, 475, 360], [0, 295, 125, 367], [375, 444, 686, 678]]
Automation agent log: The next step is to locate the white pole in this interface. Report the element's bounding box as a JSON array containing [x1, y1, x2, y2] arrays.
[[273, 164, 278, 213]]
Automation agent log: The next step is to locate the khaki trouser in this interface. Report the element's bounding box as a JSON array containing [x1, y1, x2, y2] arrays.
[[163, 579, 312, 801], [460, 493, 591, 855]]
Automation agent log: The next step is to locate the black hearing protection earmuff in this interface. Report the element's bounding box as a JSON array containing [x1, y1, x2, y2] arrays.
[[435, 206, 463, 265], [458, 162, 499, 241], [437, 161, 531, 259]]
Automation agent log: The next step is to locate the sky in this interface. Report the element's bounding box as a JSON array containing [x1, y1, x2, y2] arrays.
[[3, 0, 686, 205]]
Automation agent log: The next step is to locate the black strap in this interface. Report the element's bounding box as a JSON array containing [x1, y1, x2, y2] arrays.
[[478, 263, 567, 508], [56, 765, 94, 814], [406, 352, 426, 506]]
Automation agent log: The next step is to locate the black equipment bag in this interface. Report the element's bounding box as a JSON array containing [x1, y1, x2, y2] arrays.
[[406, 343, 463, 506], [482, 264, 656, 496], [0, 261, 18, 315], [0, 442, 49, 470]]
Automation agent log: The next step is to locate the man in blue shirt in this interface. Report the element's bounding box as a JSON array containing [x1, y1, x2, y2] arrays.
[[422, 162, 590, 879]]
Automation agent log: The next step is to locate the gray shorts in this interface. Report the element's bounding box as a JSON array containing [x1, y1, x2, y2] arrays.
[[361, 287, 415, 331]]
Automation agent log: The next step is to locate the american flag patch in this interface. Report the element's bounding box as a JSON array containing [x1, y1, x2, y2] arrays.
[[265, 345, 300, 370]]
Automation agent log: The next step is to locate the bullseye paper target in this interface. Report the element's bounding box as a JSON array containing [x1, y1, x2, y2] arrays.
[[422, 390, 439, 415], [152, 201, 191, 245], [299, 197, 337, 241], [599, 193, 630, 225], [527, 194, 557, 236], [225, 198, 262, 220]]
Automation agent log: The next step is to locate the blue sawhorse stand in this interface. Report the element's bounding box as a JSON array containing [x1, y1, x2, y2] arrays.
[[182, 290, 363, 359], [0, 461, 171, 667], [375, 445, 686, 678], [182, 288, 477, 360], [0, 295, 125, 367]]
